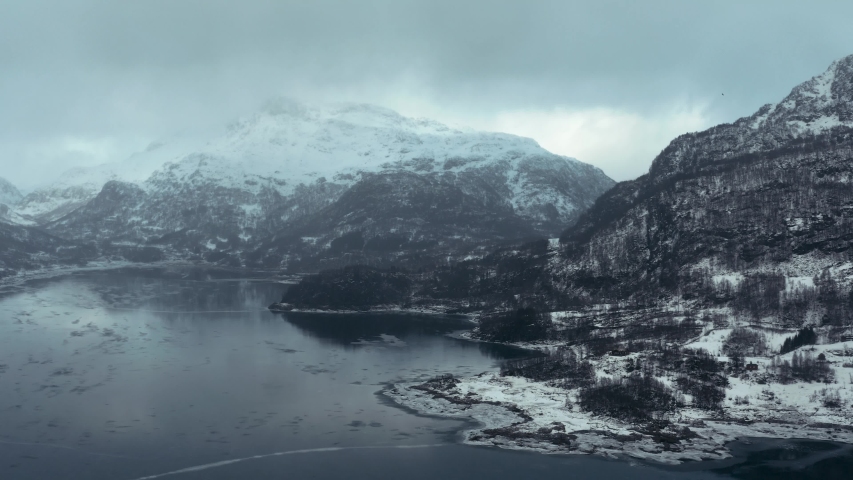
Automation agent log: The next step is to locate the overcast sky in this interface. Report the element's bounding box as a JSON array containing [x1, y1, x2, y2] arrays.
[[2, 0, 853, 190]]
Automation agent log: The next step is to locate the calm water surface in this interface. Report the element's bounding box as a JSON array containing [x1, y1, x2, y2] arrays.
[[0, 269, 848, 479]]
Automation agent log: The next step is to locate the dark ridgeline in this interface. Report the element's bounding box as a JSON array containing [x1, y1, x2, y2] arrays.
[[285, 54, 853, 345]]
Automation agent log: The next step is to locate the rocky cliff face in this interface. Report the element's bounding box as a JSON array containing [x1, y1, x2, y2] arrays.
[[649, 55, 853, 180], [36, 101, 613, 271], [555, 55, 853, 322]]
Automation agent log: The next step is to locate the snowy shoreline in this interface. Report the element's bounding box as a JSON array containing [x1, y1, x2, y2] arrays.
[[382, 321, 853, 465], [277, 299, 853, 466], [382, 370, 853, 464]]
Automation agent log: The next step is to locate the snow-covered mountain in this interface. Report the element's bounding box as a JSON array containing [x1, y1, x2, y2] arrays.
[[19, 99, 611, 225], [28, 99, 613, 270], [649, 54, 853, 179]]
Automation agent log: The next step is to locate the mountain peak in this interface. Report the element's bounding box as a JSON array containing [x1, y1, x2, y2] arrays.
[[207, 98, 552, 185], [650, 53, 853, 178], [18, 98, 590, 224], [749, 53, 853, 133]]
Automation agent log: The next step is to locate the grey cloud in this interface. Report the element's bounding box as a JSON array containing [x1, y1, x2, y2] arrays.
[[2, 0, 853, 187]]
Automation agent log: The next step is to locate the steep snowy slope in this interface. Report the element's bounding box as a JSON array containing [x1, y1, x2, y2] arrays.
[[648, 54, 853, 179], [537, 54, 853, 329], [45, 99, 614, 270]]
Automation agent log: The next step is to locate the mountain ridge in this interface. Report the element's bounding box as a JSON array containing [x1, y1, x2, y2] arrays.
[[16, 98, 590, 223], [4, 100, 614, 275]]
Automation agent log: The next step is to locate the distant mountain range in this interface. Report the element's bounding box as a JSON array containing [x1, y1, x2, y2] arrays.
[[0, 100, 614, 277]]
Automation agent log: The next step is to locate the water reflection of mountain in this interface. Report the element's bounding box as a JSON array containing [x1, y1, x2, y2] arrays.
[[281, 312, 470, 345], [280, 312, 535, 361], [78, 268, 283, 312], [473, 340, 541, 361]]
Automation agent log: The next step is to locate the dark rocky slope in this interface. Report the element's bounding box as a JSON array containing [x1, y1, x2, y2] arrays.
[[249, 170, 545, 272], [0, 222, 96, 279]]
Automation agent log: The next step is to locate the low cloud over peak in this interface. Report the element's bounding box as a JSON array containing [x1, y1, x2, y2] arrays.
[[2, 1, 852, 187]]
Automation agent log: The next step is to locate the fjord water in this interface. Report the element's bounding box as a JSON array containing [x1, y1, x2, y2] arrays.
[[0, 270, 845, 479]]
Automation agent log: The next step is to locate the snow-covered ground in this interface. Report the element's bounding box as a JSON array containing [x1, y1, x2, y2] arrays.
[[384, 334, 853, 464]]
